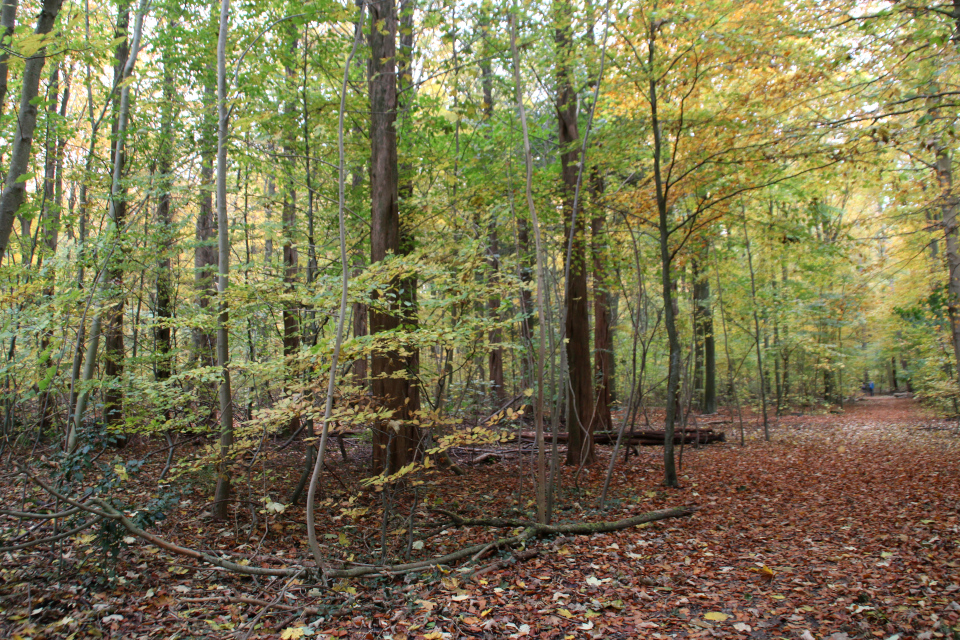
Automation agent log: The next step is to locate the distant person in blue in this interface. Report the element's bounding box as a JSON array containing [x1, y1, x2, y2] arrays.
[[868, 381, 874, 396]]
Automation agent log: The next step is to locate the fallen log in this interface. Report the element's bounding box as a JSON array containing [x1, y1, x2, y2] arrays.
[[518, 429, 725, 446]]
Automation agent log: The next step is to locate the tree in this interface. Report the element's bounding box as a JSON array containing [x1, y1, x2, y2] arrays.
[[368, 0, 418, 474], [556, 0, 595, 467], [0, 0, 64, 263]]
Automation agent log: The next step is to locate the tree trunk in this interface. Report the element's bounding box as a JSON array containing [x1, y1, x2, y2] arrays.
[[0, 0, 63, 263], [397, 0, 421, 438], [37, 63, 70, 434], [282, 46, 301, 436], [646, 21, 680, 487], [211, 0, 234, 521], [591, 176, 613, 434], [102, 1, 131, 432], [516, 215, 534, 390], [368, 0, 417, 474], [194, 44, 218, 371], [556, 0, 594, 467], [692, 258, 716, 414], [742, 213, 769, 439], [155, 30, 176, 385], [0, 0, 18, 124], [936, 148, 960, 389], [479, 27, 505, 403]]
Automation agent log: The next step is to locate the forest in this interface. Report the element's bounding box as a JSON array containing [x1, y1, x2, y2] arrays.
[[1, 0, 959, 637]]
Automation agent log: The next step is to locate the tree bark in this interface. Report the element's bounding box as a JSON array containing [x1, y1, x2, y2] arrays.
[[692, 256, 716, 414], [368, 0, 417, 474], [102, 1, 131, 432], [0, 0, 63, 263], [936, 148, 960, 390], [556, 0, 595, 467], [648, 21, 679, 487], [155, 26, 176, 386], [194, 19, 218, 371], [282, 41, 301, 436], [211, 0, 233, 521], [479, 21, 505, 403], [0, 0, 18, 123], [591, 177, 613, 434]]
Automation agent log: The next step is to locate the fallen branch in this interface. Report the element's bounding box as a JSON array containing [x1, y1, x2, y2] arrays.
[[471, 548, 540, 580], [0, 516, 103, 552], [431, 506, 698, 536]]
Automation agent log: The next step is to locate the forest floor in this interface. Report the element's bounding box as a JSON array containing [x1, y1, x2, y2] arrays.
[[2, 396, 959, 639]]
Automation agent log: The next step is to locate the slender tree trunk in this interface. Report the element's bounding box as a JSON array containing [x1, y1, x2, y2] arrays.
[[37, 63, 70, 434], [102, 1, 131, 433], [0, 0, 63, 263], [511, 8, 548, 523], [742, 212, 769, 439], [647, 22, 680, 487], [478, 27, 505, 402], [155, 30, 176, 385], [396, 0, 420, 435], [67, 0, 147, 453], [194, 32, 218, 371], [211, 0, 234, 520], [282, 45, 301, 436]]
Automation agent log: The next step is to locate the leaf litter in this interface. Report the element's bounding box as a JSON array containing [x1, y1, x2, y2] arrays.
[[1, 396, 958, 639]]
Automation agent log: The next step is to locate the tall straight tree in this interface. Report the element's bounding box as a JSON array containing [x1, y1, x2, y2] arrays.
[[281, 36, 300, 436], [368, 0, 418, 474], [194, 0, 219, 375], [556, 0, 595, 466], [102, 0, 132, 430], [479, 11, 505, 402], [0, 0, 63, 263], [155, 17, 178, 386], [211, 0, 233, 520]]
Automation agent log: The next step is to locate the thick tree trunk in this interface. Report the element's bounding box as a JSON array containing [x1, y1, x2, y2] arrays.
[[936, 149, 960, 389], [692, 259, 716, 414], [516, 216, 534, 389], [368, 0, 418, 474], [556, 0, 595, 467], [0, 0, 17, 123], [0, 0, 63, 263]]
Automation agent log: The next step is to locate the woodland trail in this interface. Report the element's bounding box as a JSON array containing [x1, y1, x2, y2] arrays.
[[364, 396, 960, 640], [3, 397, 959, 639]]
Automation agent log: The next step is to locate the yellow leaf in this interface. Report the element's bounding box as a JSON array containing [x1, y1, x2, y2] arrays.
[[558, 608, 575, 619], [704, 611, 729, 622], [280, 627, 304, 640], [424, 631, 443, 639]]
